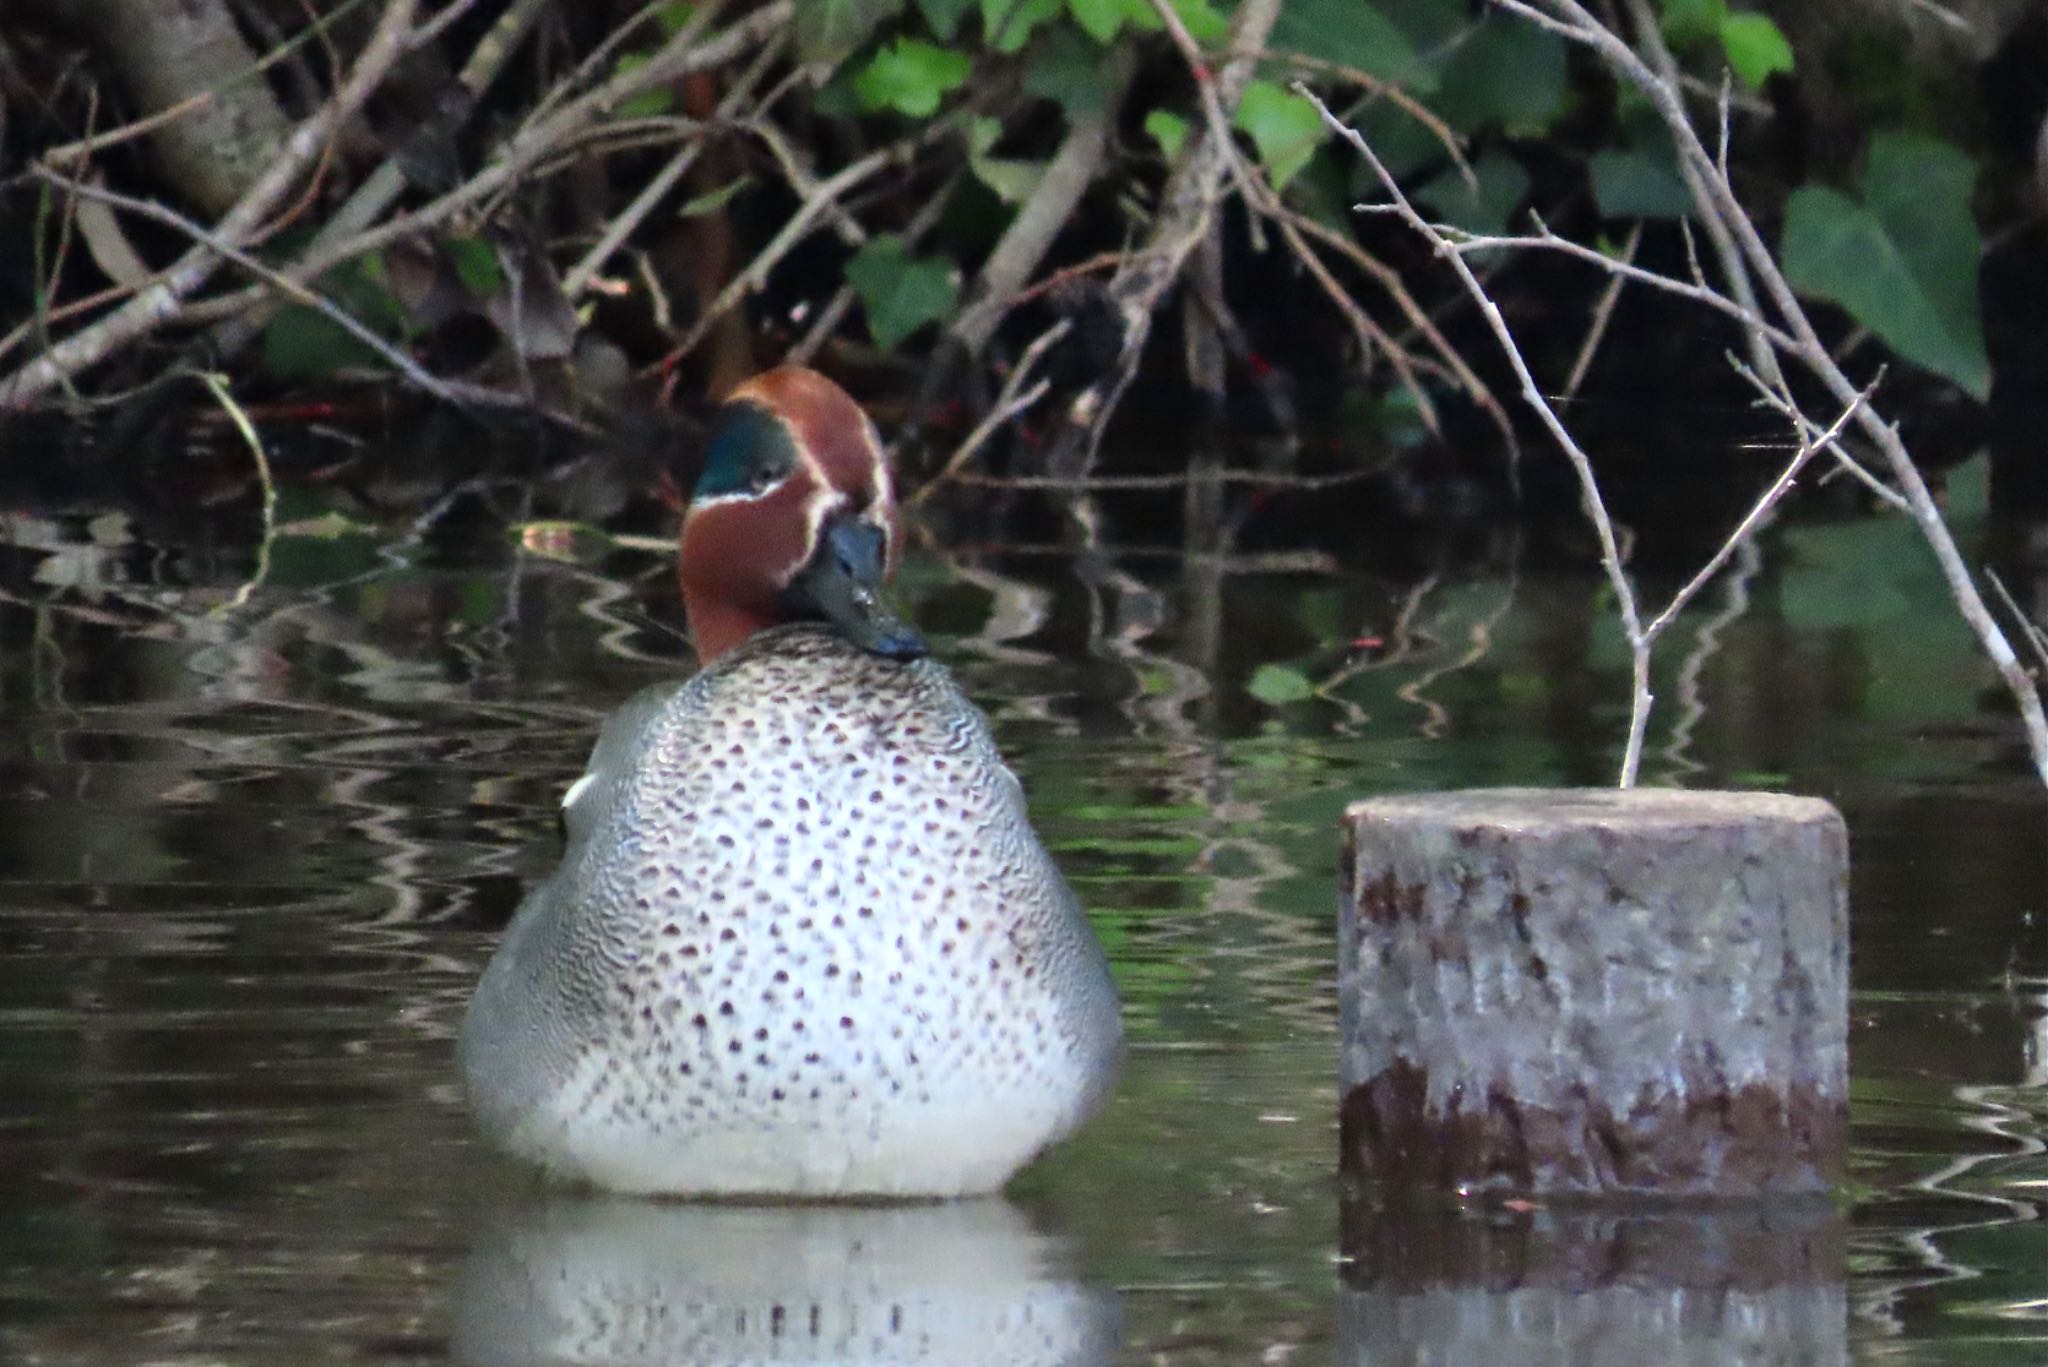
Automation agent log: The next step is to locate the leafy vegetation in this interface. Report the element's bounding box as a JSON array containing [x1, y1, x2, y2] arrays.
[[0, 0, 2022, 455]]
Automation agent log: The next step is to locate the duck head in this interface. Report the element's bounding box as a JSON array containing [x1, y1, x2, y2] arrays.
[[679, 367, 928, 665]]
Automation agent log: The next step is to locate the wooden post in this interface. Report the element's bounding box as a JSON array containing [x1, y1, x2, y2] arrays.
[[1340, 788, 1848, 1198]]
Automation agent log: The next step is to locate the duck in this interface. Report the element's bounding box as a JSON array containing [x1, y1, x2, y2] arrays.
[[459, 366, 1123, 1198]]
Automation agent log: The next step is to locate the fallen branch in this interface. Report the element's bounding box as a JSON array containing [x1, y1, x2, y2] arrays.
[[193, 2, 789, 371], [32, 167, 465, 405], [0, 0, 420, 409]]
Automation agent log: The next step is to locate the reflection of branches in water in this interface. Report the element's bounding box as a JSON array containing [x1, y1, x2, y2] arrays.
[[1851, 970, 2048, 1341], [1313, 573, 1440, 735], [1312, 568, 1521, 743], [0, 508, 624, 929], [937, 504, 1319, 1032], [1201, 824, 1332, 1035], [1658, 536, 1762, 784], [922, 548, 1070, 736], [546, 556, 691, 668], [1852, 1071, 2048, 1342], [1052, 492, 1329, 1030]]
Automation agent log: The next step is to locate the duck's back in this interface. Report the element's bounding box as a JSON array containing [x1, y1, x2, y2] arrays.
[[460, 625, 1122, 1196]]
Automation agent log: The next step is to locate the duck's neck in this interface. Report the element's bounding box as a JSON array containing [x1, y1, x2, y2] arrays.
[[682, 587, 777, 666]]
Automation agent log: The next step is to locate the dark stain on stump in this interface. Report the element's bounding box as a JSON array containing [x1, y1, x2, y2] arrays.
[[1342, 1057, 1847, 1198], [1354, 868, 1428, 926]]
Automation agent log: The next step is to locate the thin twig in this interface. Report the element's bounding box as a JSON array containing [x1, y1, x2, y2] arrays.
[[1256, 47, 1475, 190], [562, 34, 784, 298], [650, 132, 926, 370], [30, 0, 378, 170], [1612, 0, 1782, 387], [199, 371, 278, 611], [1730, 357, 1908, 511], [951, 467, 1376, 491], [1642, 380, 1875, 643], [1267, 210, 1440, 434], [1986, 570, 2048, 671], [1270, 201, 1518, 450], [1056, 0, 1285, 473], [913, 320, 1071, 502], [1403, 210, 1802, 354], [1520, 0, 2048, 784], [1563, 221, 1641, 399], [792, 166, 963, 365], [202, 1, 784, 363]]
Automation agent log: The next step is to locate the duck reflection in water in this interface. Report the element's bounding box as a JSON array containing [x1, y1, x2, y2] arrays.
[[454, 1196, 1120, 1366]]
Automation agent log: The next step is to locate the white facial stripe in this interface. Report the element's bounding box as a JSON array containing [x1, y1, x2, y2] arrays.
[[859, 414, 895, 560], [685, 489, 763, 510], [802, 485, 848, 564], [562, 772, 595, 809], [685, 461, 803, 512]]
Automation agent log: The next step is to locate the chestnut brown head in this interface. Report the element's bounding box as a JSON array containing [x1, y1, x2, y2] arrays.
[[679, 367, 925, 665]]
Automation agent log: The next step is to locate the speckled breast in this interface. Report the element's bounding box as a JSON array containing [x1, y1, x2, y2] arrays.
[[461, 625, 1121, 1195]]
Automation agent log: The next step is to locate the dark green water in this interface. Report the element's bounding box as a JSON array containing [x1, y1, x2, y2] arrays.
[[0, 467, 2042, 1364]]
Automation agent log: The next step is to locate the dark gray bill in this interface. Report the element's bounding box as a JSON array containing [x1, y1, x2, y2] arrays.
[[782, 511, 929, 660]]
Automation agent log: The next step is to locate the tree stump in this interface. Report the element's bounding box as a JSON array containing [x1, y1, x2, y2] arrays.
[[1340, 788, 1848, 1199]]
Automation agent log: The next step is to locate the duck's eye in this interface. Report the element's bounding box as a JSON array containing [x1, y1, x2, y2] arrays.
[[748, 465, 780, 494]]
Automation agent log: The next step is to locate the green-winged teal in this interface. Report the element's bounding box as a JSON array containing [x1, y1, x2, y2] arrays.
[[460, 367, 1122, 1196]]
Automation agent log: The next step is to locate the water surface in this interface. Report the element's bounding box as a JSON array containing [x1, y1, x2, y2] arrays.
[[0, 465, 2042, 1364]]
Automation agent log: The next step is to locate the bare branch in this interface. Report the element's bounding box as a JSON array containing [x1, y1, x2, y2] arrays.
[[1304, 84, 1659, 784], [1517, 0, 2048, 786], [562, 34, 785, 299], [1643, 380, 1876, 644]]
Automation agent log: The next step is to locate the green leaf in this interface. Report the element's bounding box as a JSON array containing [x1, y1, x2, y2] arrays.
[[1589, 146, 1693, 219], [1067, 0, 1136, 43], [1145, 108, 1190, 163], [797, 0, 905, 66], [1781, 133, 1987, 397], [675, 175, 755, 218], [1271, 0, 1418, 81], [845, 235, 959, 349], [1024, 24, 1109, 114], [1719, 12, 1793, 88], [980, 0, 1060, 52], [1431, 13, 1568, 136], [913, 0, 977, 39], [445, 236, 503, 296], [854, 37, 973, 116], [260, 305, 385, 379], [1234, 81, 1326, 192], [969, 118, 1046, 202], [654, 2, 696, 36], [612, 53, 673, 118], [1162, 0, 1228, 42], [1658, 0, 1727, 47], [1247, 663, 1316, 705], [1419, 151, 1529, 236]]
